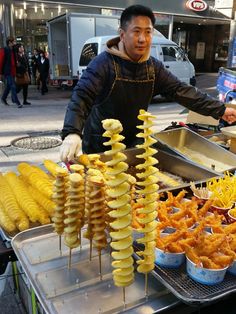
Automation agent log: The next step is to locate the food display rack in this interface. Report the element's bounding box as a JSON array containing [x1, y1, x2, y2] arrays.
[[153, 127, 236, 174], [12, 224, 180, 314]]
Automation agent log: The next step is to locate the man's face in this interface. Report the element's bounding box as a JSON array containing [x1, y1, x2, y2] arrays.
[[120, 15, 154, 62], [9, 40, 16, 48]]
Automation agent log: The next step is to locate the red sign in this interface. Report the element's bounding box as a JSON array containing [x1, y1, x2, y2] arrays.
[[186, 0, 208, 12]]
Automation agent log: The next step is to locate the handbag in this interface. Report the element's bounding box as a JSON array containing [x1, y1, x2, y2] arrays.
[[15, 72, 30, 85]]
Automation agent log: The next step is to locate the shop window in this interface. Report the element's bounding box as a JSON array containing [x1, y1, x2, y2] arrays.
[[215, 43, 228, 61]]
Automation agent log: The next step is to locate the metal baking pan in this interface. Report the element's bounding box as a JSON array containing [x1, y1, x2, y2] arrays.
[[205, 133, 230, 150], [153, 127, 236, 173], [100, 148, 220, 193], [12, 225, 180, 314]]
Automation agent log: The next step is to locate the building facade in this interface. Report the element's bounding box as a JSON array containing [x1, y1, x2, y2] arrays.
[[0, 0, 233, 72]]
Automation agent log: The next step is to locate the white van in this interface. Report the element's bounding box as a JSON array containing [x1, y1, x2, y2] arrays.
[[78, 34, 196, 86]]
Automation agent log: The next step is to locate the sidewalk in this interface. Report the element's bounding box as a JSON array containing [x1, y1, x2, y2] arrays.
[[0, 84, 71, 171]]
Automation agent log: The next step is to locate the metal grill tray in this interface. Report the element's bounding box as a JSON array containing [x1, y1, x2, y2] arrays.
[[134, 245, 236, 306], [12, 225, 180, 314]]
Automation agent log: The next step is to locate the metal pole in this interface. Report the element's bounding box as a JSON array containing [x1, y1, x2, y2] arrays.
[[168, 15, 173, 40]]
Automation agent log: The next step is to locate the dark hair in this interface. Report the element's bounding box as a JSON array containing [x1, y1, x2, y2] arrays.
[[15, 43, 23, 53], [120, 5, 155, 30], [6, 36, 15, 46], [39, 50, 46, 57]]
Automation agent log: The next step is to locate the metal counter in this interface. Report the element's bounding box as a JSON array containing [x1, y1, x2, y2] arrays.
[[12, 225, 180, 314]]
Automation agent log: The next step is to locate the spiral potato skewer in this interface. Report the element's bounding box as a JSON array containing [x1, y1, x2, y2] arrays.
[[135, 110, 159, 278], [52, 168, 68, 253], [89, 175, 107, 251], [70, 164, 86, 239], [102, 119, 134, 289], [64, 173, 85, 267]]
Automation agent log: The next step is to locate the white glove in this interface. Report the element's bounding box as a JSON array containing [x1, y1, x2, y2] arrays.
[[60, 133, 82, 162]]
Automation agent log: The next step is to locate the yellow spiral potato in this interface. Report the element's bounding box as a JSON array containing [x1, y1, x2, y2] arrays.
[[0, 200, 16, 233], [0, 173, 29, 231], [102, 118, 134, 288], [43, 159, 64, 178], [135, 109, 159, 274], [88, 175, 107, 251], [28, 185, 55, 217], [52, 168, 68, 235], [64, 173, 84, 249], [17, 162, 53, 198], [5, 172, 50, 225]]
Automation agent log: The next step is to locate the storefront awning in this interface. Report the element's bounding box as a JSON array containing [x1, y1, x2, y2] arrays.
[[9, 0, 231, 21]]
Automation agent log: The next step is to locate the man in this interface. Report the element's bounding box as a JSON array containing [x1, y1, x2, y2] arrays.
[[60, 5, 236, 161], [0, 36, 22, 108]]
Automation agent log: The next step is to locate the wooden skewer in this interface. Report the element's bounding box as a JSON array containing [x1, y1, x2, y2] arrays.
[[99, 251, 102, 280], [123, 287, 126, 309], [59, 235, 62, 256], [79, 229, 82, 250], [68, 248, 72, 269], [89, 238, 93, 261], [145, 273, 148, 300]]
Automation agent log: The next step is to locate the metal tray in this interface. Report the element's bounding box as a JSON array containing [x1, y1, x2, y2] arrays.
[[205, 133, 230, 150], [99, 148, 219, 193], [153, 127, 236, 173], [133, 244, 236, 306], [12, 225, 180, 314]]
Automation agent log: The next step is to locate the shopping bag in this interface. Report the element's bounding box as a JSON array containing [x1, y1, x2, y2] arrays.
[[15, 72, 30, 85]]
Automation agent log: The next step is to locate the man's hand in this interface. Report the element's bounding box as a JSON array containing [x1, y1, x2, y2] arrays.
[[221, 107, 236, 124], [60, 134, 82, 162]]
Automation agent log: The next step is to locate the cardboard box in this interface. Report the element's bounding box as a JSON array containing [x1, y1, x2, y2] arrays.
[[55, 64, 69, 76]]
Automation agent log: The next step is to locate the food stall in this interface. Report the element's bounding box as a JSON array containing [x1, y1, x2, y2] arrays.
[[2, 115, 236, 314]]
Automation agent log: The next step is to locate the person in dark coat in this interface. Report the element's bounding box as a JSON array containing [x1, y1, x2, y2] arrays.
[[38, 50, 49, 95], [31, 48, 39, 85], [60, 5, 236, 161], [0, 36, 22, 108], [15, 43, 31, 105]]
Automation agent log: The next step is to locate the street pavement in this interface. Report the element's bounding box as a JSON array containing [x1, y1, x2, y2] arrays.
[[0, 72, 220, 314]]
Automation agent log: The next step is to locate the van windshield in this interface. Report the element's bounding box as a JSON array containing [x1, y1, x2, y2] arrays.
[[161, 45, 185, 62], [79, 43, 98, 66]]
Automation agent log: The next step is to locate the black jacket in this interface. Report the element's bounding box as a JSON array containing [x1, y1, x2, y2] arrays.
[[38, 58, 49, 80], [16, 53, 30, 76], [62, 51, 225, 143]]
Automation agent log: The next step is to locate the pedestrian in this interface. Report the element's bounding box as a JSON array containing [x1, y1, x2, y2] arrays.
[[60, 4, 236, 161], [31, 48, 40, 85], [15, 43, 31, 105], [0, 36, 22, 108], [38, 50, 49, 95]]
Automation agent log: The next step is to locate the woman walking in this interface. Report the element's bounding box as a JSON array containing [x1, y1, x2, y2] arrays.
[[38, 50, 49, 95], [15, 44, 31, 105]]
